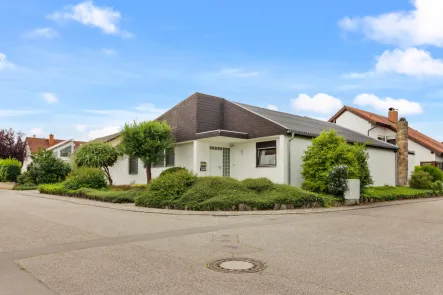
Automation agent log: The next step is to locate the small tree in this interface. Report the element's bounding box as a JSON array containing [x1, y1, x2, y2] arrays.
[[301, 129, 372, 193], [0, 129, 28, 164], [73, 142, 119, 185], [120, 121, 174, 184], [27, 150, 71, 184]]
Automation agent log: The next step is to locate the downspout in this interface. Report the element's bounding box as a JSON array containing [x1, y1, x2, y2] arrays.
[[367, 125, 378, 136], [287, 131, 295, 186]]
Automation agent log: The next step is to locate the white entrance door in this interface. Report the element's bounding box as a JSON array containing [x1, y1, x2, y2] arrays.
[[210, 148, 223, 177]]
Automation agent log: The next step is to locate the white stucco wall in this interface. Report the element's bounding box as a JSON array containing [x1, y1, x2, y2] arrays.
[[229, 136, 286, 184], [409, 139, 436, 166], [335, 111, 371, 135], [367, 147, 396, 186], [288, 136, 312, 187], [408, 153, 415, 179], [109, 155, 148, 185]]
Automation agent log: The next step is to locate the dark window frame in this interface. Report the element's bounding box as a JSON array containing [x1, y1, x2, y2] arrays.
[[256, 140, 277, 167], [128, 157, 139, 175]]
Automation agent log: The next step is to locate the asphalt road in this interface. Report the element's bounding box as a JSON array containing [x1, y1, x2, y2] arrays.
[[1, 190, 443, 295]]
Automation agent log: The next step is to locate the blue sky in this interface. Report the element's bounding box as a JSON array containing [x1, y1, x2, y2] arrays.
[[1, 0, 442, 141]]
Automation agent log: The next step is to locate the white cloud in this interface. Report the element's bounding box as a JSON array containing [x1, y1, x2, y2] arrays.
[[48, 0, 132, 37], [87, 126, 120, 140], [41, 92, 59, 104], [267, 104, 278, 111], [135, 103, 167, 113], [75, 124, 87, 132], [376, 48, 443, 77], [217, 68, 260, 78], [25, 27, 59, 39], [343, 48, 443, 78], [339, 0, 443, 47], [354, 93, 423, 115], [291, 93, 343, 114], [101, 48, 117, 56], [0, 53, 15, 72]]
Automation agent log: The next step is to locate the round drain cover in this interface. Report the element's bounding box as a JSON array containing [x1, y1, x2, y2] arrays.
[[207, 258, 266, 273]]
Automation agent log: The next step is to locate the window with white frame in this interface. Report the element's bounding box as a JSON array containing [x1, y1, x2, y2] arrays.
[[59, 146, 72, 157], [256, 141, 277, 167]]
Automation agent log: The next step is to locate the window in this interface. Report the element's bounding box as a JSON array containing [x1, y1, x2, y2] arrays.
[[386, 136, 396, 145], [256, 141, 277, 167], [59, 146, 72, 157], [165, 148, 175, 167], [377, 136, 386, 142], [128, 157, 138, 175]]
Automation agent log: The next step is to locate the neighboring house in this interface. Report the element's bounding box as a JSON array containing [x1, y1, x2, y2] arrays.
[[22, 134, 85, 172], [329, 106, 443, 171], [96, 92, 400, 186]]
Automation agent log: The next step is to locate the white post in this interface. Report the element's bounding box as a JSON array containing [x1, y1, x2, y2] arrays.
[[344, 179, 360, 206]]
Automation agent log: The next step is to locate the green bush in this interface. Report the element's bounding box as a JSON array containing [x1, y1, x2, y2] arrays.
[[361, 186, 435, 201], [241, 178, 274, 192], [16, 172, 35, 185], [0, 158, 21, 182], [27, 150, 71, 184], [137, 176, 337, 210], [135, 169, 197, 207], [159, 167, 188, 177], [301, 129, 372, 193], [430, 181, 443, 195], [327, 165, 349, 195], [414, 166, 443, 182], [13, 183, 38, 190], [64, 167, 108, 190], [409, 170, 433, 189], [38, 183, 137, 203]]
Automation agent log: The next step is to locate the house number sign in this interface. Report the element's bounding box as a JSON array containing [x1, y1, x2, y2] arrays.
[[200, 161, 207, 171]]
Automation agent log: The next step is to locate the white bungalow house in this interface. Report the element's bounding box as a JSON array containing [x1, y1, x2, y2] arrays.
[[95, 93, 401, 186]]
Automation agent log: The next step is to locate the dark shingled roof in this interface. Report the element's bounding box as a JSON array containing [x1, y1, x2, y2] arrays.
[[233, 102, 398, 150]]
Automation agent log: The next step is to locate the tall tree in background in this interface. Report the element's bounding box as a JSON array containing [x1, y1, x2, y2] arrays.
[[120, 121, 174, 184], [0, 129, 28, 164]]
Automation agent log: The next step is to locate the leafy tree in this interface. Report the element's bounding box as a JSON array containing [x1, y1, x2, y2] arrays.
[[26, 150, 71, 184], [73, 142, 119, 185], [0, 129, 28, 164], [120, 121, 174, 183], [301, 129, 372, 193]]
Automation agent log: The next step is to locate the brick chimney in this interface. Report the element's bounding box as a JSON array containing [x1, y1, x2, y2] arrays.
[[49, 134, 55, 147], [396, 117, 409, 186], [388, 107, 399, 122]]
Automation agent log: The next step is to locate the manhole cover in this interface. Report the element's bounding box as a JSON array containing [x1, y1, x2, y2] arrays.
[[207, 258, 266, 273]]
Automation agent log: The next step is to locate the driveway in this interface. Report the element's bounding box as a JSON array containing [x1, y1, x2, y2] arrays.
[[1, 190, 443, 295]]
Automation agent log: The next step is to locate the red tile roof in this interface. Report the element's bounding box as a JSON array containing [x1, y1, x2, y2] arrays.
[[329, 106, 443, 156], [26, 137, 86, 153]]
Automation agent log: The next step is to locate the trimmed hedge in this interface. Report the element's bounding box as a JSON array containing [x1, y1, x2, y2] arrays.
[[159, 167, 188, 177], [136, 175, 337, 210], [0, 158, 21, 182], [13, 183, 38, 190], [38, 183, 138, 203], [361, 186, 436, 202]]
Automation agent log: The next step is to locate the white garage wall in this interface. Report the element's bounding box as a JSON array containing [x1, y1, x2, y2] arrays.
[[367, 147, 396, 186], [408, 153, 415, 180]]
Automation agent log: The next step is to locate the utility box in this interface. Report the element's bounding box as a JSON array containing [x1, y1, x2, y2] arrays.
[[344, 179, 360, 205]]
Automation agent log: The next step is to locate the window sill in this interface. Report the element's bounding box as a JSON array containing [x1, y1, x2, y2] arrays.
[[256, 165, 277, 168]]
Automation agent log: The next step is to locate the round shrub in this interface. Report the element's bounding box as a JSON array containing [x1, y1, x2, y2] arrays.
[[27, 150, 71, 184], [64, 167, 108, 190], [409, 170, 433, 189], [242, 178, 274, 192], [327, 165, 349, 196], [135, 169, 197, 208], [0, 158, 22, 182], [159, 167, 188, 177], [414, 166, 443, 182], [430, 181, 443, 195]]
